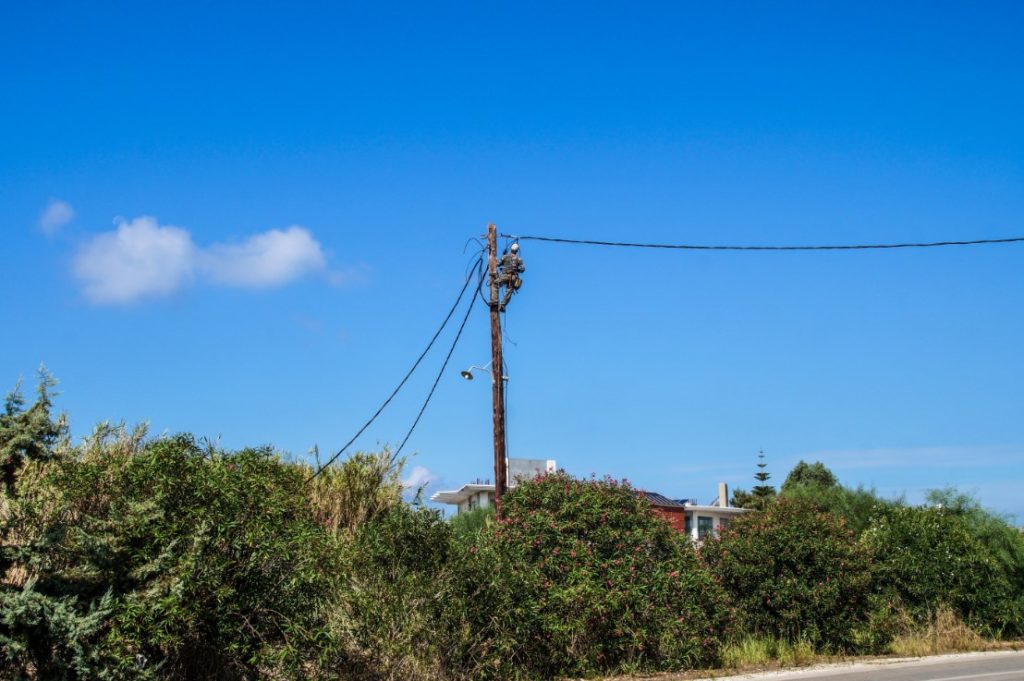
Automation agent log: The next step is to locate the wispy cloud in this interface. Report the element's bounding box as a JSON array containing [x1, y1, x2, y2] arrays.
[[403, 465, 439, 490], [201, 227, 325, 287], [38, 199, 75, 236], [72, 216, 336, 304], [402, 465, 439, 498], [793, 444, 1024, 471]]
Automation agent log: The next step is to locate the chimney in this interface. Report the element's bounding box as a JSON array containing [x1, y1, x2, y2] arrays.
[[718, 482, 729, 508]]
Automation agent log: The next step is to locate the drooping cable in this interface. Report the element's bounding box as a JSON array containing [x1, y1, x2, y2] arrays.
[[306, 257, 483, 482], [393, 262, 485, 458]]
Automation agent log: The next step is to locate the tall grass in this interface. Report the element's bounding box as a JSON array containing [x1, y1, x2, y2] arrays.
[[303, 448, 406, 534], [720, 637, 817, 669], [889, 607, 986, 656]]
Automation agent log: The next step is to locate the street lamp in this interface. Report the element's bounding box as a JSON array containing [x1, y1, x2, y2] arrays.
[[459, 361, 508, 382]]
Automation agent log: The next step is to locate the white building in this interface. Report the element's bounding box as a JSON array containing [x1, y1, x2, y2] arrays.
[[640, 482, 749, 542], [430, 458, 556, 514], [432, 463, 749, 540]]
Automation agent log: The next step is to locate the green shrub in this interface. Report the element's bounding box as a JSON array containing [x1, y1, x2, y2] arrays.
[[325, 504, 460, 681], [0, 582, 122, 680], [19, 427, 343, 679], [1, 376, 130, 679], [5, 373, 1015, 678], [448, 507, 495, 538], [925, 489, 1024, 636], [702, 497, 874, 651], [457, 472, 730, 679], [781, 482, 901, 536], [864, 503, 1020, 637]]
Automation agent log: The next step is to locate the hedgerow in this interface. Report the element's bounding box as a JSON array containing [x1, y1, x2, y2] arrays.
[[457, 472, 731, 679], [864, 503, 1023, 637], [701, 497, 874, 650], [3, 376, 1023, 679]]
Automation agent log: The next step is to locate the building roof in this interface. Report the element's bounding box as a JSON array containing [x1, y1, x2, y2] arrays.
[[638, 491, 687, 508], [431, 458, 556, 506], [430, 483, 494, 506], [682, 504, 749, 515], [638, 490, 749, 515]]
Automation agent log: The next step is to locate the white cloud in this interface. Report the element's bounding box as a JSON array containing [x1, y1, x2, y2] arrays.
[[201, 226, 326, 287], [72, 217, 332, 304], [38, 199, 75, 236], [402, 465, 439, 491], [73, 217, 196, 304]]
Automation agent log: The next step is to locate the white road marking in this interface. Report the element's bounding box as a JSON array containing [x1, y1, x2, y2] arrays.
[[920, 672, 1021, 681]]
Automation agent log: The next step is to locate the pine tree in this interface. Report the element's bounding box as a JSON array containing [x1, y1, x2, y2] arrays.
[[750, 450, 777, 510]]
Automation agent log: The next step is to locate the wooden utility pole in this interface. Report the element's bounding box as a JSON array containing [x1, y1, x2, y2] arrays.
[[486, 224, 508, 516]]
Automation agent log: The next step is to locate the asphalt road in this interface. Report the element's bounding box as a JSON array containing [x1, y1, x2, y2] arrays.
[[696, 651, 1024, 681]]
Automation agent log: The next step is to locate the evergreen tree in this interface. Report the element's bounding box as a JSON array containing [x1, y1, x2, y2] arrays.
[[0, 369, 63, 499], [0, 372, 115, 678], [730, 487, 754, 509], [782, 460, 838, 491], [730, 451, 778, 510], [750, 450, 777, 510]]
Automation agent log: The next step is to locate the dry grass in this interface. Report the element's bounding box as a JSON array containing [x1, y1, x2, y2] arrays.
[[889, 606, 987, 656], [600, 608, 1018, 681], [302, 448, 406, 535]]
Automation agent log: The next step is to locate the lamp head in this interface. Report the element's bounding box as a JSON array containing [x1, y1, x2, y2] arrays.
[[460, 369, 474, 380]]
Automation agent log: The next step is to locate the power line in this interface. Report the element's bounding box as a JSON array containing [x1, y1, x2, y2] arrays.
[[306, 257, 483, 483], [394, 264, 485, 458], [501, 233, 1024, 251]]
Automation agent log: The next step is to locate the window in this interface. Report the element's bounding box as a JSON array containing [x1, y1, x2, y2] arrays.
[[685, 513, 693, 536], [697, 516, 714, 541]]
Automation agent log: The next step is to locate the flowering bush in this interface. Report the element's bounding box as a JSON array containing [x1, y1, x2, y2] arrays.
[[457, 472, 730, 679], [701, 497, 874, 650]]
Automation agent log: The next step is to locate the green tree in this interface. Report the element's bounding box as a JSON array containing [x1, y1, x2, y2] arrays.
[[1, 369, 64, 499], [730, 487, 753, 508], [781, 482, 899, 536], [733, 451, 776, 510], [782, 460, 838, 491]]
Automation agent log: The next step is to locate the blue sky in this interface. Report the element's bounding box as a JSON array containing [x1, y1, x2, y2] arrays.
[[2, 2, 1022, 517]]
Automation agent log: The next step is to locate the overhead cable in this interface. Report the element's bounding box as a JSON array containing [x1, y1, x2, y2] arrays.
[[501, 234, 1024, 251], [306, 257, 483, 483], [394, 262, 485, 458]]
